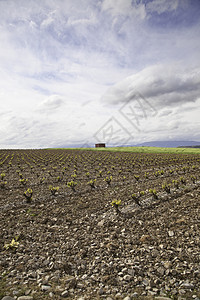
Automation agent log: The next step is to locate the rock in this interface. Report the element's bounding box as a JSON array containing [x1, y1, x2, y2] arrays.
[[157, 266, 165, 276], [98, 287, 104, 295], [61, 290, 69, 297], [142, 278, 149, 286], [41, 285, 51, 291], [12, 290, 20, 296], [123, 274, 132, 281], [49, 292, 54, 298], [155, 297, 172, 300], [127, 269, 135, 276], [132, 292, 139, 298], [1, 297, 15, 300], [115, 292, 122, 298], [180, 282, 194, 289], [148, 291, 157, 296], [17, 297, 33, 300], [97, 219, 104, 226], [151, 249, 159, 257], [24, 290, 31, 296], [163, 261, 171, 269], [140, 234, 151, 242], [179, 290, 186, 295], [65, 277, 77, 288], [123, 296, 131, 300], [168, 230, 174, 237]]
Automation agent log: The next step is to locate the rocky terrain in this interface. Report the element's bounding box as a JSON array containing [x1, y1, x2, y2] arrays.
[[0, 150, 200, 299]]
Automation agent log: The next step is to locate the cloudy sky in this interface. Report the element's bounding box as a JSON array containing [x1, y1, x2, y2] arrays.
[[0, 0, 200, 148]]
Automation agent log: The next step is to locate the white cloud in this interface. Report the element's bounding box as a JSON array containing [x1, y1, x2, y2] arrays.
[[36, 95, 64, 113], [41, 16, 54, 28], [0, 0, 199, 147], [101, 0, 146, 19]]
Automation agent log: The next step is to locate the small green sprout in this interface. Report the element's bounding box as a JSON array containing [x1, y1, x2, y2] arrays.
[[88, 179, 96, 189], [71, 173, 77, 179], [24, 188, 33, 203], [134, 175, 139, 181], [19, 178, 28, 185], [149, 188, 158, 199], [104, 176, 112, 185], [131, 193, 137, 199], [67, 180, 77, 192], [191, 175, 196, 183], [4, 238, 19, 250], [40, 177, 45, 183], [111, 199, 121, 214], [1, 173, 5, 180], [180, 176, 186, 184], [0, 181, 7, 188], [49, 185, 59, 195], [162, 183, 171, 193], [172, 180, 180, 189]]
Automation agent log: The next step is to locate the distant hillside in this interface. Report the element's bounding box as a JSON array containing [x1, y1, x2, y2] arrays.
[[47, 140, 200, 149], [134, 141, 200, 148], [178, 145, 200, 148]]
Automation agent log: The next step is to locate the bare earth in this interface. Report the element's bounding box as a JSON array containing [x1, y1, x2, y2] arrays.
[[0, 149, 199, 300]]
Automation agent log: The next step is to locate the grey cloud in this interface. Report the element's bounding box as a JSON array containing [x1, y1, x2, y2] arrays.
[[146, 0, 179, 15], [101, 64, 200, 109], [158, 109, 173, 117]]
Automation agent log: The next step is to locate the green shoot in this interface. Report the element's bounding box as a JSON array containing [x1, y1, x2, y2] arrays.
[[111, 199, 121, 214]]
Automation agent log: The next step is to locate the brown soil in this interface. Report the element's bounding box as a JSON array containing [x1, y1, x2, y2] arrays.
[[0, 149, 199, 300]]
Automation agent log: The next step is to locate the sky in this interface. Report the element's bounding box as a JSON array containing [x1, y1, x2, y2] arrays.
[[0, 0, 200, 148]]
